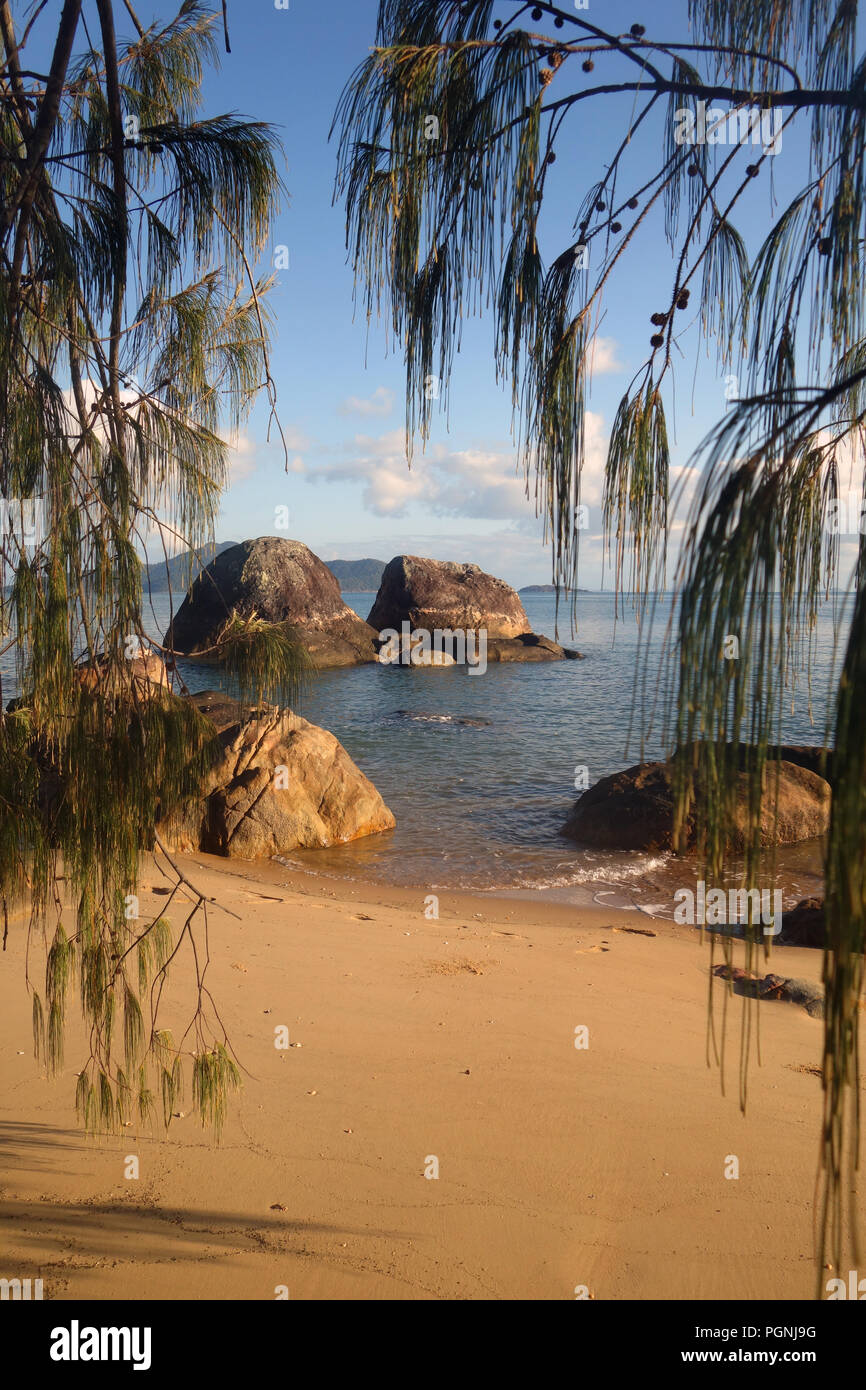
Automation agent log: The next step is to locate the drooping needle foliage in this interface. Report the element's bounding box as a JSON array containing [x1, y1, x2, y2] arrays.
[[0, 0, 302, 1138], [333, 0, 866, 1277]]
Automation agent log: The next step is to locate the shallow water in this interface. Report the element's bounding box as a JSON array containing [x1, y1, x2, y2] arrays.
[[3, 587, 849, 914]]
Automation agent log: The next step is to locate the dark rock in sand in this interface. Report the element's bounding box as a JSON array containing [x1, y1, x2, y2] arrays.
[[713, 964, 824, 1017], [367, 555, 580, 661], [158, 690, 395, 858], [778, 897, 825, 949], [163, 538, 379, 669], [561, 759, 831, 851]]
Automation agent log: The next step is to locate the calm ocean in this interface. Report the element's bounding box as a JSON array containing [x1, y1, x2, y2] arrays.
[[4, 588, 853, 915]]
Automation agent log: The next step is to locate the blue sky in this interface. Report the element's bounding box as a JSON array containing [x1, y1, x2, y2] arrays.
[[28, 0, 859, 587]]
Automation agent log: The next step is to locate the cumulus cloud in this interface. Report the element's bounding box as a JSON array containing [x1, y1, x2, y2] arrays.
[[338, 386, 395, 418], [224, 434, 256, 484], [313, 413, 610, 524], [587, 336, 622, 375]]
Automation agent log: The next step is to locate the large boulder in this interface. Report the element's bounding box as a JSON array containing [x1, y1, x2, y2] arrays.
[[367, 555, 579, 661], [163, 538, 379, 669], [158, 691, 395, 858], [561, 759, 831, 851], [676, 741, 832, 784]]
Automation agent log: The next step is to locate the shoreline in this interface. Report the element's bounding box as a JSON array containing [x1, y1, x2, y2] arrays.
[[0, 847, 850, 1301]]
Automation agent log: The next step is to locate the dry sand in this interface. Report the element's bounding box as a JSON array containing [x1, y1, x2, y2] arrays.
[[0, 851, 857, 1300]]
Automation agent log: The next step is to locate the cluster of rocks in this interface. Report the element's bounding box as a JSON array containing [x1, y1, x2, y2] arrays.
[[163, 539, 582, 669], [68, 544, 842, 879]]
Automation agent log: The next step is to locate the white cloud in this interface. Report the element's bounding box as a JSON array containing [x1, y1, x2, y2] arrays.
[[587, 336, 622, 375], [313, 413, 610, 523], [224, 434, 256, 485], [338, 386, 395, 418]]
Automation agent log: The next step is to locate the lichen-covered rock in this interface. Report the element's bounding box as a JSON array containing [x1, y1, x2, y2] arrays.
[[163, 538, 379, 669], [158, 691, 395, 858], [561, 759, 831, 850]]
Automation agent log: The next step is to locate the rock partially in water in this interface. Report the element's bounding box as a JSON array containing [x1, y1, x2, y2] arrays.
[[369, 555, 531, 638], [561, 758, 831, 851], [367, 555, 578, 661], [163, 537, 379, 669], [486, 633, 583, 662], [378, 632, 456, 666], [158, 690, 395, 858]]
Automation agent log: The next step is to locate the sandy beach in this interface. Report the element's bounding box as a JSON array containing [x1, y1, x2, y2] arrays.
[[0, 852, 847, 1301]]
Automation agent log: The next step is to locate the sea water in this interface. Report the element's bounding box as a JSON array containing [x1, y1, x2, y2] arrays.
[[2, 588, 852, 915]]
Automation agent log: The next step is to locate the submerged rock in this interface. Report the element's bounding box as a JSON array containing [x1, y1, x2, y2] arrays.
[[163, 537, 379, 669], [561, 759, 831, 851], [158, 690, 395, 858]]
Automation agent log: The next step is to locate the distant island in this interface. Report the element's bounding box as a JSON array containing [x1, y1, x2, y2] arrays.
[[142, 547, 388, 597], [142, 549, 596, 601], [519, 584, 592, 594], [324, 558, 387, 592]]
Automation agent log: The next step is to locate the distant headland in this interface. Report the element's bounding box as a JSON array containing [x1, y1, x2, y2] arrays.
[[519, 584, 592, 594]]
